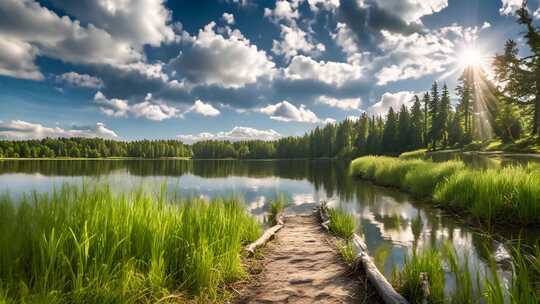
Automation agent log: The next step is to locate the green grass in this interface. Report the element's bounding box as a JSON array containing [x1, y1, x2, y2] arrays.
[[393, 243, 540, 304], [267, 195, 286, 225], [399, 149, 428, 160], [0, 184, 261, 303], [393, 248, 445, 303], [336, 240, 357, 265], [351, 156, 540, 226], [327, 208, 356, 239]]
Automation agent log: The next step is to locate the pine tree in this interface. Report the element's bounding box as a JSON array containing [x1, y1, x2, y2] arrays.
[[429, 82, 440, 148], [410, 95, 424, 149], [397, 104, 411, 152], [456, 67, 474, 143], [422, 92, 430, 146], [355, 113, 369, 155], [382, 107, 398, 153], [439, 84, 451, 147]]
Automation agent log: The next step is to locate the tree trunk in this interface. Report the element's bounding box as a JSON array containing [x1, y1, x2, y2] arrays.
[[534, 94, 540, 135]]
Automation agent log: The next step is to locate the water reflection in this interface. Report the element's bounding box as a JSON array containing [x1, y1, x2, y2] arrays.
[[0, 158, 536, 293]]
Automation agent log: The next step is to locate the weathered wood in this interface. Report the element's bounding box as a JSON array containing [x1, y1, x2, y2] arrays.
[[318, 202, 409, 304], [245, 213, 284, 255]]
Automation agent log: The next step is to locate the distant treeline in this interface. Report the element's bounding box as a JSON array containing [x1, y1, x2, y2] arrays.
[[0, 138, 191, 158]]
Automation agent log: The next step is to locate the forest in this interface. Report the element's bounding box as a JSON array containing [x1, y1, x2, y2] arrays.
[[1, 4, 540, 160]]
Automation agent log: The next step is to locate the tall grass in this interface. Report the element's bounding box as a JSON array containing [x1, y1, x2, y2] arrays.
[[0, 184, 261, 303], [393, 248, 445, 303], [399, 149, 427, 160], [393, 243, 540, 304], [327, 208, 356, 239], [351, 156, 540, 226], [267, 195, 286, 225]]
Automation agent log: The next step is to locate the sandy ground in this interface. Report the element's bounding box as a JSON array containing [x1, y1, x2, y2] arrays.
[[235, 215, 382, 304]]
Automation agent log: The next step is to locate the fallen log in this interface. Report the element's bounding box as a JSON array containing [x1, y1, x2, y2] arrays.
[[318, 202, 408, 304], [245, 212, 284, 256]]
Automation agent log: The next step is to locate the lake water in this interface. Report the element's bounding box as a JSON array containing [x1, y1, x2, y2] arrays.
[[0, 158, 537, 294]]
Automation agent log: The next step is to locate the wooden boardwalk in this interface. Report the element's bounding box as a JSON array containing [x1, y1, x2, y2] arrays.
[[236, 215, 382, 304]]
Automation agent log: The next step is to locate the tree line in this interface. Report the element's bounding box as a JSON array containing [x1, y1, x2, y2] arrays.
[[0, 138, 191, 158]]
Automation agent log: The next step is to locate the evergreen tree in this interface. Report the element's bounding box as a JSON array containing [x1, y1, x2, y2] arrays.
[[439, 84, 451, 146], [456, 67, 474, 143], [429, 82, 441, 148], [410, 95, 424, 149], [397, 104, 411, 152], [354, 113, 369, 155], [382, 107, 398, 153], [422, 92, 430, 146]]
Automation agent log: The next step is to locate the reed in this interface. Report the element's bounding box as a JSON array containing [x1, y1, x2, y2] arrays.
[[336, 240, 357, 265], [268, 195, 286, 225], [351, 156, 540, 226], [0, 184, 261, 303], [327, 208, 357, 239]]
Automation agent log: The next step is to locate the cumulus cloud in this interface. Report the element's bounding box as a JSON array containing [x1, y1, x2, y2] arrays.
[[47, 0, 175, 47], [368, 91, 415, 115], [317, 95, 361, 111], [222, 12, 235, 24], [307, 0, 339, 12], [57, 72, 104, 88], [272, 24, 325, 61], [0, 37, 42, 80], [375, 24, 487, 85], [500, 0, 523, 15], [260, 100, 333, 123], [0, 120, 118, 139], [177, 126, 282, 143], [93, 91, 180, 121], [168, 22, 276, 88], [187, 100, 221, 117], [0, 0, 141, 69], [284, 55, 362, 87], [264, 0, 303, 23]]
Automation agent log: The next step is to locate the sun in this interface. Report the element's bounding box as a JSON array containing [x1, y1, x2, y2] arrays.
[[459, 46, 485, 68]]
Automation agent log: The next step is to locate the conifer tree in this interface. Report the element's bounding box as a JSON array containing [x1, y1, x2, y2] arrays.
[[410, 95, 424, 149]]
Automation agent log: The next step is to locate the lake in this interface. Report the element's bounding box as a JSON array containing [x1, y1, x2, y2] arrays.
[[1, 157, 537, 293]]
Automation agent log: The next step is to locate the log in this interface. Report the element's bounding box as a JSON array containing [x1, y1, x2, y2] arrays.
[[317, 202, 409, 304], [245, 213, 284, 255]]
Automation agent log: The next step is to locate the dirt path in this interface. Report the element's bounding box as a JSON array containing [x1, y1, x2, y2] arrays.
[[236, 215, 381, 304]]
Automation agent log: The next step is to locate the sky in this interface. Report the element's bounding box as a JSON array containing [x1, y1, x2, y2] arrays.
[[0, 0, 535, 142]]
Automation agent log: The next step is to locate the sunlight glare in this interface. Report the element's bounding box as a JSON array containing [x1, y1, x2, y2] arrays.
[[459, 47, 483, 67]]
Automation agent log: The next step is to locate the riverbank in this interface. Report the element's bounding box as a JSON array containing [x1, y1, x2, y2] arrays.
[[0, 184, 262, 303], [350, 156, 540, 227]]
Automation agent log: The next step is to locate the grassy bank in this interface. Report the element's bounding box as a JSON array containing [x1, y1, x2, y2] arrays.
[[327, 208, 357, 239], [351, 156, 540, 226], [393, 243, 540, 303], [0, 184, 261, 303]]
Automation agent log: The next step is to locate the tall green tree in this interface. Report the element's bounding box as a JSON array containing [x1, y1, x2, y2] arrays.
[[382, 107, 398, 153], [410, 95, 424, 149], [439, 84, 451, 146], [397, 104, 411, 152], [422, 92, 430, 146], [494, 3, 540, 138], [456, 67, 474, 143], [429, 82, 441, 147]]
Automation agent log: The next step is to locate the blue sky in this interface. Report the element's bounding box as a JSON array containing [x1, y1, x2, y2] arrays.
[[0, 0, 533, 141]]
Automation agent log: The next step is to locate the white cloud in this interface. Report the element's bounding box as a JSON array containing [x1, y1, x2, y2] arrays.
[[264, 0, 303, 23], [93, 91, 180, 121], [500, 0, 522, 15], [47, 0, 175, 47], [317, 95, 361, 111], [187, 100, 221, 117], [368, 91, 415, 115], [0, 0, 141, 77], [371, 0, 448, 23], [259, 100, 333, 123], [272, 24, 325, 60], [284, 55, 362, 86], [57, 72, 104, 88], [130, 94, 181, 121], [177, 126, 282, 143], [169, 22, 276, 88], [0, 120, 118, 139], [222, 12, 235, 24], [0, 37, 42, 80], [307, 0, 339, 12], [332, 23, 363, 64]]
